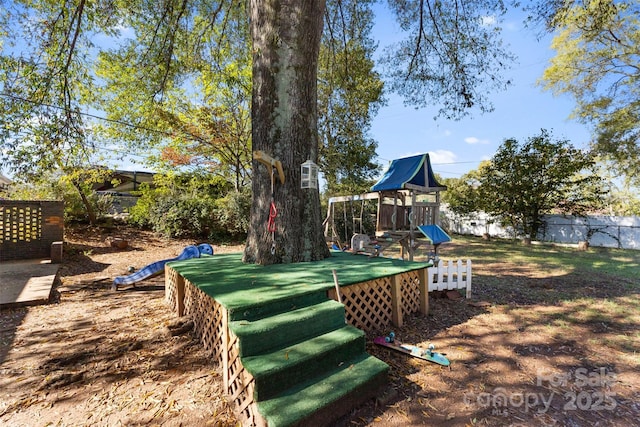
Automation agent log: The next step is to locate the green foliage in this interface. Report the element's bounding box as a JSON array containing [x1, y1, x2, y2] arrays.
[[441, 163, 490, 216], [127, 183, 157, 229], [476, 130, 607, 238], [127, 171, 248, 239], [213, 189, 251, 238], [95, 2, 253, 190], [539, 0, 640, 182], [0, 0, 123, 178], [6, 171, 114, 223], [318, 0, 383, 195], [149, 195, 216, 239]]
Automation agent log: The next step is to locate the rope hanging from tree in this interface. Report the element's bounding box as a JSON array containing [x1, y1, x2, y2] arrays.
[[268, 168, 277, 254], [253, 150, 285, 256]]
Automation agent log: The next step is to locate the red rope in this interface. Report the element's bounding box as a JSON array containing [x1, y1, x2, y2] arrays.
[[267, 201, 277, 233]]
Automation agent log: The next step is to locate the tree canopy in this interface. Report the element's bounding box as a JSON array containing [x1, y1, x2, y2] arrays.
[[318, 0, 384, 195], [449, 129, 608, 239], [537, 0, 640, 183]]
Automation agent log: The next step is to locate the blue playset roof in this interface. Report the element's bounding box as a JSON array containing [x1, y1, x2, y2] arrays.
[[371, 153, 446, 192]]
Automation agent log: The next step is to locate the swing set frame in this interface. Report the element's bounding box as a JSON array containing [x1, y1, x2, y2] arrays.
[[323, 188, 444, 261]]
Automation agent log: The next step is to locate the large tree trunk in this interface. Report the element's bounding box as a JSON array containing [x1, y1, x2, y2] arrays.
[[244, 0, 330, 264]]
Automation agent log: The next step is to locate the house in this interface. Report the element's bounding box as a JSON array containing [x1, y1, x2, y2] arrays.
[[0, 173, 11, 195], [93, 170, 155, 214], [93, 170, 155, 194]]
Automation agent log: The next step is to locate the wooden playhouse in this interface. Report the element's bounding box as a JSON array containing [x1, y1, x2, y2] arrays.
[[324, 153, 451, 260]]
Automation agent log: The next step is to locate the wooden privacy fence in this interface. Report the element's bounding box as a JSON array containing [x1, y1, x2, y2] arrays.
[[427, 259, 472, 298]]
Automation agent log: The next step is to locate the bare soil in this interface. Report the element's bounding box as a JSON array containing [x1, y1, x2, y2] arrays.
[[1, 226, 638, 427]]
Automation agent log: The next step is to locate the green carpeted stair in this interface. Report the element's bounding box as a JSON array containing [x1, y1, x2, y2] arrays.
[[228, 291, 388, 427], [229, 299, 347, 357]]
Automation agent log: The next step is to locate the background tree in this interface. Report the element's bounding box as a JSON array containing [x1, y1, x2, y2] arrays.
[[1, 0, 517, 264], [441, 164, 490, 216], [536, 0, 640, 184], [476, 129, 607, 239], [94, 1, 252, 189], [382, 0, 515, 119], [0, 0, 123, 224], [592, 158, 640, 215], [318, 0, 384, 196]]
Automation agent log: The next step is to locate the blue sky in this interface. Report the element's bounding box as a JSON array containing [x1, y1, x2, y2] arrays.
[[369, 6, 592, 179]]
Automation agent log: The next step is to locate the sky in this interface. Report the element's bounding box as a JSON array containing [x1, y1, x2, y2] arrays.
[[369, 5, 592, 180]]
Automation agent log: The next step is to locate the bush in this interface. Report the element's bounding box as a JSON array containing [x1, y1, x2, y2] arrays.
[[127, 184, 156, 229], [145, 195, 216, 238], [126, 173, 250, 240], [213, 189, 251, 239]]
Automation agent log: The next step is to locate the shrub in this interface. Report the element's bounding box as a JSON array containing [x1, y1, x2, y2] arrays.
[[147, 194, 216, 238], [213, 189, 251, 239]]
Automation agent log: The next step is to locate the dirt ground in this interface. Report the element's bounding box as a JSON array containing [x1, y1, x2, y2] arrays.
[[1, 225, 638, 426]]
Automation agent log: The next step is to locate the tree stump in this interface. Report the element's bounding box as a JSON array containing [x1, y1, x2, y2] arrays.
[[577, 241, 589, 251]]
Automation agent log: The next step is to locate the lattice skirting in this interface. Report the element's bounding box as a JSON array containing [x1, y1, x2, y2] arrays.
[[328, 269, 429, 332], [165, 266, 261, 426], [165, 266, 180, 312]]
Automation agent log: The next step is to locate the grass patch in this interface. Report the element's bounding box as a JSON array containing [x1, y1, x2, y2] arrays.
[[441, 234, 640, 281], [432, 235, 639, 306]]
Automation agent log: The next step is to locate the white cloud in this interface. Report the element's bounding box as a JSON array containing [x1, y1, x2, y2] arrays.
[[480, 15, 497, 27], [428, 150, 457, 165], [464, 136, 490, 145]]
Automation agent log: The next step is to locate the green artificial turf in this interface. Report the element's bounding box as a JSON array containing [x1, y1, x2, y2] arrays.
[[255, 353, 389, 427], [242, 325, 366, 401], [229, 299, 347, 357], [168, 251, 430, 319]]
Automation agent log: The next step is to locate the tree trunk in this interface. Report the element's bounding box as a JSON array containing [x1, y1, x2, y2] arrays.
[[71, 179, 97, 226], [244, 0, 330, 265]]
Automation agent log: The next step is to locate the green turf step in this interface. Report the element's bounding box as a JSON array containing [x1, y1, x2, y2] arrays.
[[255, 353, 389, 427], [229, 299, 346, 357], [242, 325, 366, 401], [227, 290, 329, 322]]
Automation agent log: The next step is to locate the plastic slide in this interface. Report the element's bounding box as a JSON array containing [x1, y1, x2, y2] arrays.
[[112, 243, 214, 290]]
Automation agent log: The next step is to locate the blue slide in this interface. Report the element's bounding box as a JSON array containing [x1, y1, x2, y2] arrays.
[[112, 243, 214, 290]]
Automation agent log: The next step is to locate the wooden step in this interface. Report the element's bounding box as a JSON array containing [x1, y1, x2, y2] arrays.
[[229, 299, 346, 357]]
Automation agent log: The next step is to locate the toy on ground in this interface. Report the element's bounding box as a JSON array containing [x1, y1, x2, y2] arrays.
[[112, 243, 213, 290], [374, 332, 450, 367]]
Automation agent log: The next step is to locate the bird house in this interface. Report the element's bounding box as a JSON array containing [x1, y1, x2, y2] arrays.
[[301, 160, 318, 189]]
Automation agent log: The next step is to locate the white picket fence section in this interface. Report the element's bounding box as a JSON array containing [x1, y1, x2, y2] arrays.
[[427, 259, 472, 298]]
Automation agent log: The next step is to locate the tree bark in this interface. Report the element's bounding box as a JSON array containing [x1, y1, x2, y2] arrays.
[[244, 0, 330, 264], [71, 179, 97, 226]]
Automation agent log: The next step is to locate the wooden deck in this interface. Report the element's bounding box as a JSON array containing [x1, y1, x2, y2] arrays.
[[165, 252, 433, 426], [0, 259, 58, 308]]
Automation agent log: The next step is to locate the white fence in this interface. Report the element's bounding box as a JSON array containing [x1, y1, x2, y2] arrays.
[[428, 259, 472, 298], [442, 207, 640, 250]]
